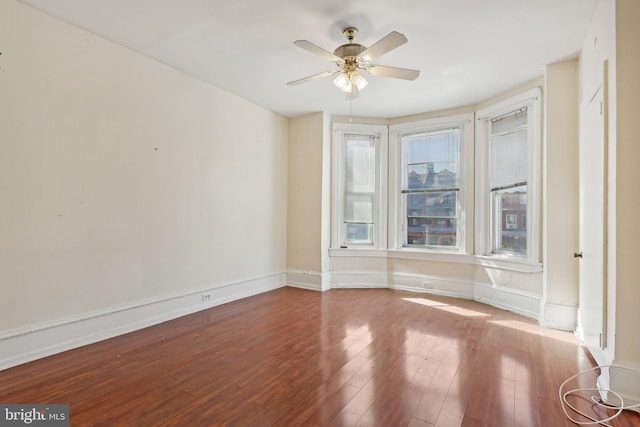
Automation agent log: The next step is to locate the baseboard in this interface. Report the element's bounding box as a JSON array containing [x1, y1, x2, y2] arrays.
[[0, 272, 286, 372], [331, 271, 388, 289], [286, 270, 330, 291], [391, 272, 541, 320], [540, 301, 577, 331], [473, 283, 541, 320], [329, 270, 541, 321], [390, 272, 474, 299], [597, 363, 640, 412]]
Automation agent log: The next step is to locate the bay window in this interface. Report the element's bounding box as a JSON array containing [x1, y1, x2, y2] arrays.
[[331, 88, 540, 268]]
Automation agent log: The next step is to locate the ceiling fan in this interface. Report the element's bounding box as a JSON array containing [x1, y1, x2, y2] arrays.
[[287, 27, 420, 99]]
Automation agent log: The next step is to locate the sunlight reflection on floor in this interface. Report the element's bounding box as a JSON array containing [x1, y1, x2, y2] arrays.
[[489, 319, 578, 344], [402, 297, 491, 317], [402, 295, 580, 345]]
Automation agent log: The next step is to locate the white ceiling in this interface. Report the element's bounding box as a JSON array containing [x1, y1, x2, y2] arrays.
[[19, 0, 597, 118]]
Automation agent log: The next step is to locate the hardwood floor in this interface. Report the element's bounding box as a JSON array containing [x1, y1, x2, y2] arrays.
[[1, 287, 638, 426]]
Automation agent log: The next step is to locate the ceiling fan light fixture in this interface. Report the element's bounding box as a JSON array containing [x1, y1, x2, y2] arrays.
[[289, 27, 419, 100], [333, 72, 353, 93], [334, 70, 367, 94], [351, 71, 368, 90]]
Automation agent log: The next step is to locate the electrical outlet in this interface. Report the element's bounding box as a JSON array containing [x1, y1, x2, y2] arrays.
[[201, 293, 211, 302]]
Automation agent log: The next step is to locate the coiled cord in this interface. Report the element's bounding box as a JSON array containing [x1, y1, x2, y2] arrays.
[[559, 365, 640, 426]]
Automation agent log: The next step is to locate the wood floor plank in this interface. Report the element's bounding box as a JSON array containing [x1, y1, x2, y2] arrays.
[[1, 287, 638, 426]]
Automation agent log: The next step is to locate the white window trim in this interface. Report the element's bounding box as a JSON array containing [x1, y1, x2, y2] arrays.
[[331, 122, 388, 249], [389, 113, 474, 254], [475, 88, 542, 265]]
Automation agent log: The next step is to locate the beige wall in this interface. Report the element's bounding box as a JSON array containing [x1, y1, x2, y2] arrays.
[[287, 112, 330, 273], [543, 59, 579, 311], [0, 0, 288, 332], [614, 0, 640, 368]]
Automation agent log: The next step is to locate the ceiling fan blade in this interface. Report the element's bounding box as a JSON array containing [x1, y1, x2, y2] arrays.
[[287, 70, 338, 86], [358, 31, 408, 61], [366, 65, 420, 80], [293, 40, 343, 62]]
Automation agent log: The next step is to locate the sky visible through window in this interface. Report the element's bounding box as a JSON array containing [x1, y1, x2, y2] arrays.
[[406, 130, 459, 181]]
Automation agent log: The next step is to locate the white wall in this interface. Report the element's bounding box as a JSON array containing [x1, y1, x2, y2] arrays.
[[0, 0, 288, 363]]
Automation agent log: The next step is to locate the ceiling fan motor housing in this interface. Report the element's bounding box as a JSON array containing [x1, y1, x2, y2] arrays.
[[334, 43, 366, 59]]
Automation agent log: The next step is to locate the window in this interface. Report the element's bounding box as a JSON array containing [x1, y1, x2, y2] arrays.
[[344, 135, 375, 244], [330, 88, 540, 268], [490, 108, 528, 254], [476, 88, 541, 263], [332, 123, 388, 249], [390, 114, 474, 253], [403, 129, 459, 247]]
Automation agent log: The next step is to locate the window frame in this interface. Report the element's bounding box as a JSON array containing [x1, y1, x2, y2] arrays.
[[389, 113, 474, 254], [475, 88, 542, 264], [331, 122, 388, 250]]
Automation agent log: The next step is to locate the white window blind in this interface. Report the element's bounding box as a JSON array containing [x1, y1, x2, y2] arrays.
[[490, 108, 528, 191], [344, 135, 375, 224], [489, 107, 529, 255]]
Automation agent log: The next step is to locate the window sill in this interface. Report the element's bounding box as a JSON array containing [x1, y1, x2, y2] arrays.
[[329, 247, 542, 273], [329, 248, 388, 257], [387, 249, 474, 264]]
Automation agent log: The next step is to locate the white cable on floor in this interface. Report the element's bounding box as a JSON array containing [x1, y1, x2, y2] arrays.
[[559, 365, 640, 426]]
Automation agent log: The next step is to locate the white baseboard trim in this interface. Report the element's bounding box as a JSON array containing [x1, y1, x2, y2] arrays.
[[474, 283, 541, 320], [390, 272, 475, 300], [596, 362, 640, 412], [327, 270, 541, 320], [540, 301, 578, 331], [286, 270, 330, 291], [0, 272, 286, 372], [331, 271, 388, 289]]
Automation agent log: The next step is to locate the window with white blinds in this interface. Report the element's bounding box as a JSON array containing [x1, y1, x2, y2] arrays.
[[344, 135, 376, 244], [489, 108, 529, 255], [332, 123, 388, 249], [490, 109, 528, 191]]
